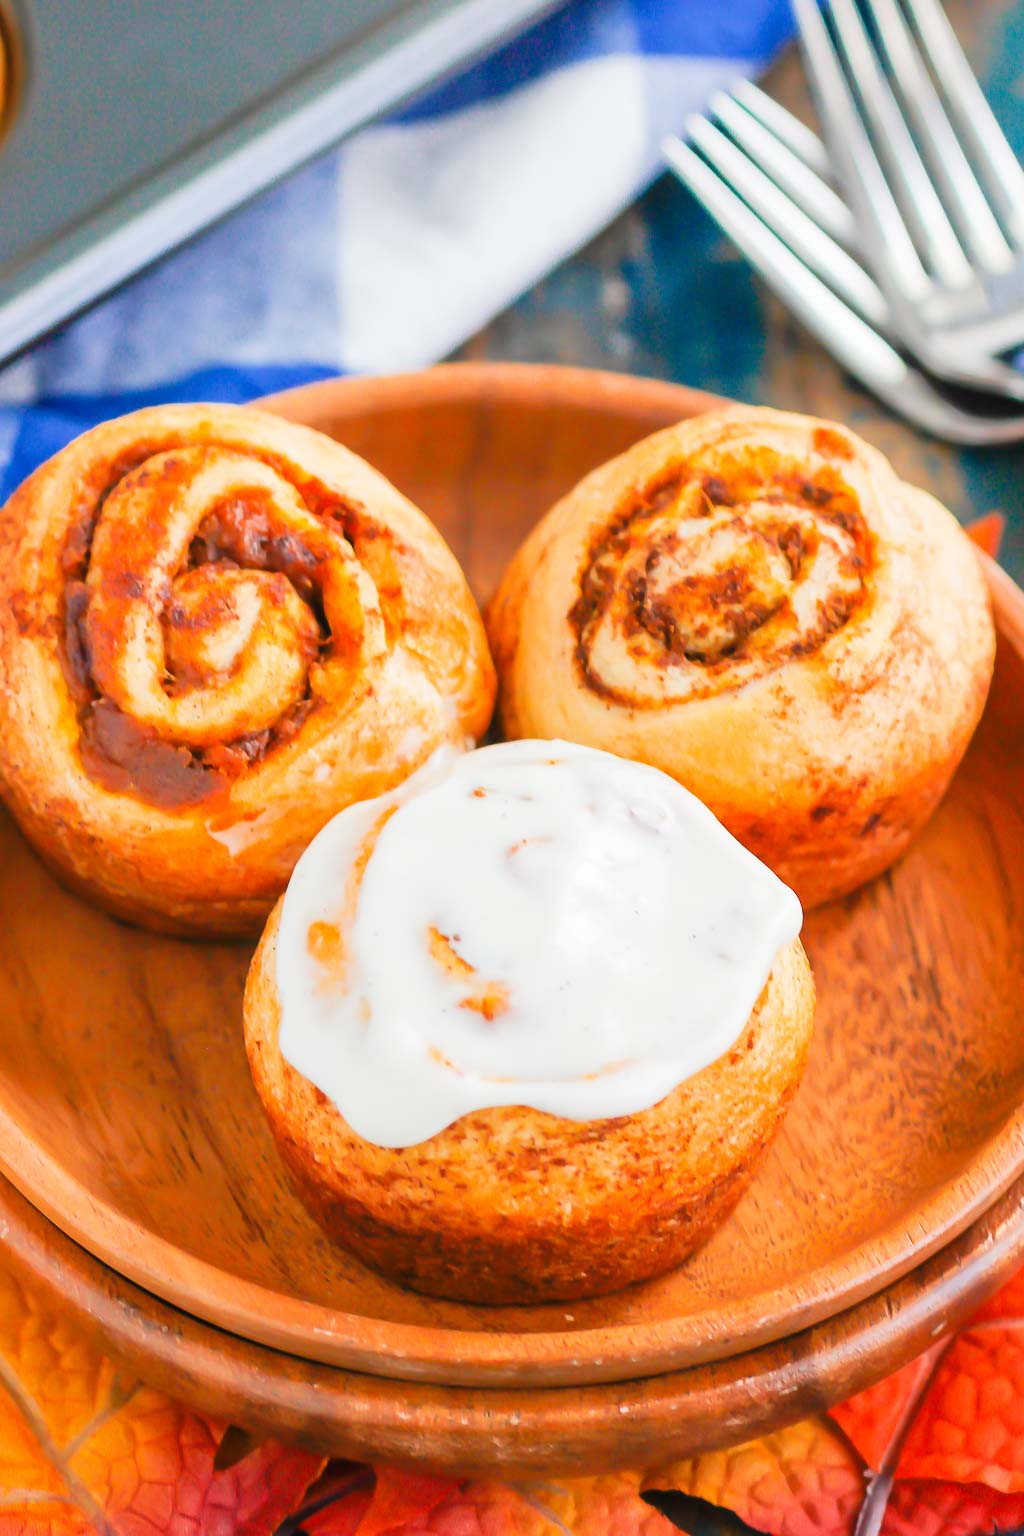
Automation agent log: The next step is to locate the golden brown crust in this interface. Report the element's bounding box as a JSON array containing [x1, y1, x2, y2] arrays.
[[244, 902, 815, 1304], [0, 404, 495, 935], [486, 408, 996, 907]]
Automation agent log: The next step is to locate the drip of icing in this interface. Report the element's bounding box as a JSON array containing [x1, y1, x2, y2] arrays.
[[275, 740, 803, 1148]]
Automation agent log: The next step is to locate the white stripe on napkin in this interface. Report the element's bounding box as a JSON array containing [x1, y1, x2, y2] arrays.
[[337, 52, 754, 372]]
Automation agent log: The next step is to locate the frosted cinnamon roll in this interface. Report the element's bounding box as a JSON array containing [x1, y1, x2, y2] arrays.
[[0, 404, 494, 935], [488, 407, 995, 907], [244, 740, 815, 1304]]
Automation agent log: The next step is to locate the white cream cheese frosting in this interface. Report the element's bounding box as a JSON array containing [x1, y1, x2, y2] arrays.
[[275, 739, 803, 1148]]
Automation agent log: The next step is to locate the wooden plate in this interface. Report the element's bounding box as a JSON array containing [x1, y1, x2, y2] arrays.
[[3, 1165, 1024, 1477], [0, 364, 1021, 1390]]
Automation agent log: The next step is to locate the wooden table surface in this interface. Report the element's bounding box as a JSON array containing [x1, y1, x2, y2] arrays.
[[457, 0, 1024, 585]]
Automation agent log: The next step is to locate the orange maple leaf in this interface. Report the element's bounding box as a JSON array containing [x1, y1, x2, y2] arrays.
[[645, 1417, 865, 1536], [895, 1327, 1024, 1492], [288, 1466, 374, 1534], [965, 513, 1006, 558], [0, 1267, 323, 1535], [882, 1477, 1024, 1536], [972, 1269, 1024, 1325], [830, 1344, 948, 1472], [303, 1470, 682, 1536], [516, 1472, 683, 1536], [355, 1468, 456, 1536]]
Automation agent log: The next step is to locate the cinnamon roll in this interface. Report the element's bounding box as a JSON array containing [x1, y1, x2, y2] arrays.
[[244, 740, 815, 1304], [0, 404, 494, 935], [488, 407, 995, 907]]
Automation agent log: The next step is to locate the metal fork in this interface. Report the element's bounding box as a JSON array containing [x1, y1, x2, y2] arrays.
[[662, 83, 1024, 445], [792, 0, 1024, 400]]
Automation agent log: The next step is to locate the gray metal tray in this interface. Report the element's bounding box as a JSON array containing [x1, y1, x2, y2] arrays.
[[0, 0, 557, 364]]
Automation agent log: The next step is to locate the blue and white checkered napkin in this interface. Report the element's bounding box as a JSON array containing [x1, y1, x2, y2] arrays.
[[0, 0, 790, 498]]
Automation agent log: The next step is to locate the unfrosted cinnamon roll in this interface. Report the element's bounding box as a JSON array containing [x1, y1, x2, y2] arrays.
[[488, 408, 995, 907], [244, 740, 815, 1304], [0, 404, 494, 935]]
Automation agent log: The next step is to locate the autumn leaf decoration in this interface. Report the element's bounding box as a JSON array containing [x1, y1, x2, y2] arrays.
[[965, 512, 1006, 558], [0, 1263, 323, 1534]]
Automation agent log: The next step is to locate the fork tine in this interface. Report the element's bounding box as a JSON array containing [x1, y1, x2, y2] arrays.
[[865, 0, 1013, 272], [686, 114, 889, 329], [828, 0, 974, 290], [790, 0, 933, 305], [662, 133, 1024, 446], [729, 81, 832, 180], [905, 0, 1024, 246], [707, 91, 855, 249], [661, 134, 907, 391]]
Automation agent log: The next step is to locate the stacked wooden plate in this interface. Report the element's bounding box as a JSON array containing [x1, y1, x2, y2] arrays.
[[0, 365, 1022, 1476]]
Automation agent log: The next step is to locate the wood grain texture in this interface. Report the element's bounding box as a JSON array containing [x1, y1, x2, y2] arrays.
[[2, 1167, 1024, 1477], [0, 364, 1020, 1395]]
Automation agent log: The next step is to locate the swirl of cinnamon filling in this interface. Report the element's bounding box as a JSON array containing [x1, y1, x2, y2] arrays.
[[65, 444, 392, 805], [487, 407, 994, 909], [0, 404, 495, 933], [572, 449, 872, 706]]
